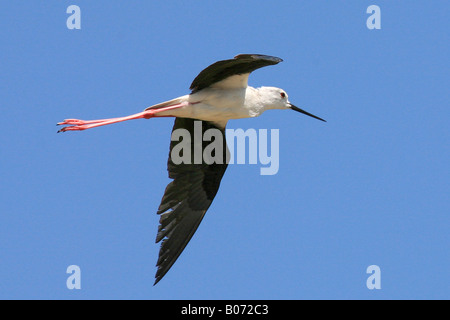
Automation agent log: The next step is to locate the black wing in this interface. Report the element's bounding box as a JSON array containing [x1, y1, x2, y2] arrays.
[[154, 118, 229, 285], [190, 54, 283, 93]]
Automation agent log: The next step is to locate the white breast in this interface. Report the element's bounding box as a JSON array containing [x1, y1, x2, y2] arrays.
[[155, 86, 262, 124]]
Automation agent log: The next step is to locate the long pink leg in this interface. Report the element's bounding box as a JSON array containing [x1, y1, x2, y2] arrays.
[[57, 103, 187, 132]]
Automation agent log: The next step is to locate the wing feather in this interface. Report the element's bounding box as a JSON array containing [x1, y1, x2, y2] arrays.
[[190, 54, 283, 93], [154, 118, 229, 285]]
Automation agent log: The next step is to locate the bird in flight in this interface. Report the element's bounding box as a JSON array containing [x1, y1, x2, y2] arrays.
[[57, 54, 326, 285]]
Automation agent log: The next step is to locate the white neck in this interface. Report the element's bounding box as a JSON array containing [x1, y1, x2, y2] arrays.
[[244, 86, 280, 117]]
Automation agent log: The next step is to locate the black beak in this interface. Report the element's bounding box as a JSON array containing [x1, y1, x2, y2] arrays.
[[290, 104, 326, 122]]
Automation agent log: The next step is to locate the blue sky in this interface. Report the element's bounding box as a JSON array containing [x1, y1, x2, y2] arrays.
[[0, 1, 448, 299]]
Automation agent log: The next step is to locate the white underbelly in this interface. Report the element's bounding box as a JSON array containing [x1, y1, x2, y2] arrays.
[[156, 88, 253, 122], [159, 103, 251, 122]]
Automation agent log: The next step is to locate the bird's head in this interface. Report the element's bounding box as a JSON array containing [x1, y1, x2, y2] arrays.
[[258, 86, 326, 122]]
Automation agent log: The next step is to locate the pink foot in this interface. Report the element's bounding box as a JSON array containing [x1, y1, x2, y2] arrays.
[[57, 119, 103, 126], [57, 118, 111, 132], [57, 124, 89, 133]]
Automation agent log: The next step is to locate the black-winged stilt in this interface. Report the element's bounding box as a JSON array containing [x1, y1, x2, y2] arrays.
[[57, 54, 326, 285]]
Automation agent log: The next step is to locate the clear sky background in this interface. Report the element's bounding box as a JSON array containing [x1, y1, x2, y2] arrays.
[[0, 1, 448, 299]]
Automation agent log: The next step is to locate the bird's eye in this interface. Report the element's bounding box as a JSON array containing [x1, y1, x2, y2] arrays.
[[280, 92, 286, 98]]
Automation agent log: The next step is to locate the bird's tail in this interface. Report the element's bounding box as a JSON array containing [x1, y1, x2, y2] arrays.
[[145, 96, 189, 112]]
